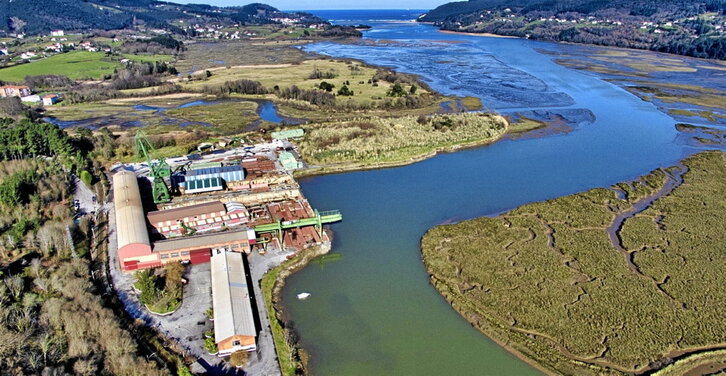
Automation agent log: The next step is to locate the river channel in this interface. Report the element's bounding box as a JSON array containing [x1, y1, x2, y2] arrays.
[[280, 11, 704, 376]]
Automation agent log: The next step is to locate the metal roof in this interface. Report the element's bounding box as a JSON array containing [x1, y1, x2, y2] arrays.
[[211, 250, 257, 342], [113, 171, 150, 249], [186, 165, 244, 177], [153, 228, 252, 253], [147, 201, 226, 224], [271, 128, 304, 140]]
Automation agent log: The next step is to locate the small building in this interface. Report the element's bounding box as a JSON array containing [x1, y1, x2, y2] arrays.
[[211, 250, 258, 355], [271, 128, 304, 140], [42, 94, 59, 106], [50, 30, 64, 37], [0, 85, 31, 98], [20, 95, 41, 103], [278, 151, 303, 171]]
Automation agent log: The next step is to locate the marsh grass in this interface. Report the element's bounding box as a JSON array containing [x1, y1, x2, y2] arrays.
[[297, 113, 508, 165], [422, 151, 726, 375]]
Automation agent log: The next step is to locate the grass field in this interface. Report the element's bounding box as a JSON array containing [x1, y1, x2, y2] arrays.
[[422, 151, 726, 375], [0, 51, 119, 81], [180, 59, 430, 107]]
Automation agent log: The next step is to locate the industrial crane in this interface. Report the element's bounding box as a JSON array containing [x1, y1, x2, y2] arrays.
[[134, 131, 172, 203]]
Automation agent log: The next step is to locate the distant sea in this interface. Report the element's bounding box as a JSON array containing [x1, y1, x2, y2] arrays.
[[302, 9, 427, 24]]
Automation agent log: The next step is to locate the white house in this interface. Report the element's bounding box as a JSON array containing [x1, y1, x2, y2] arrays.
[[42, 94, 60, 106], [21, 95, 41, 103], [51, 30, 65, 37]]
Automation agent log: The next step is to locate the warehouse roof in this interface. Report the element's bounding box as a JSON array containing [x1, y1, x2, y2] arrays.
[[147, 201, 226, 224], [186, 165, 244, 177], [211, 250, 257, 342], [113, 171, 150, 249], [271, 128, 304, 140], [152, 228, 251, 253]]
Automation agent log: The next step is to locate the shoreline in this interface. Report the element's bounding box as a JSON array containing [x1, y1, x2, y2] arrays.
[[294, 129, 510, 179], [420, 151, 726, 375], [293, 117, 548, 179], [438, 29, 520, 39], [262, 241, 333, 375]]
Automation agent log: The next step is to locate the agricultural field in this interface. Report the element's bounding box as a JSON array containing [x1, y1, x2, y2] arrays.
[[422, 151, 726, 375], [296, 112, 507, 168], [0, 51, 120, 81]]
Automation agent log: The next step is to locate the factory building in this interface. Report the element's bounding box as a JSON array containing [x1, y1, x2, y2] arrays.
[[211, 250, 258, 355], [147, 201, 249, 238], [114, 171, 156, 270], [154, 229, 256, 264], [113, 171, 256, 272]]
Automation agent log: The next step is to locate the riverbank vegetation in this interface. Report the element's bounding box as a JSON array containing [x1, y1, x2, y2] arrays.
[[297, 112, 508, 166], [421, 151, 726, 375]]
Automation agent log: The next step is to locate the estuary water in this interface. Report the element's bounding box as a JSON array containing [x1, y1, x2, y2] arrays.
[[282, 12, 696, 375]]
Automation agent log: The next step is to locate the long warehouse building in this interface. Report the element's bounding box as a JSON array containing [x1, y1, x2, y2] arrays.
[[211, 250, 258, 355], [114, 170, 157, 270]]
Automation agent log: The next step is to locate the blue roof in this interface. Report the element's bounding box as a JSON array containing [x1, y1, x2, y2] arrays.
[[186, 165, 244, 177]]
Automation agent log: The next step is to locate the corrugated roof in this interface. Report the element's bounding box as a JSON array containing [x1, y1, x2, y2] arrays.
[[187, 165, 244, 177], [271, 128, 304, 139], [147, 201, 226, 224], [153, 228, 251, 253], [211, 250, 257, 342], [113, 171, 150, 249]]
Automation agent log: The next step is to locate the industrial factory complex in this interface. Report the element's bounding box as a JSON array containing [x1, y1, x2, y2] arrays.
[[110, 134, 341, 362]]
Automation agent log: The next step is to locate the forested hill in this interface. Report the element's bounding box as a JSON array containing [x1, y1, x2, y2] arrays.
[[0, 1, 327, 35], [419, 0, 726, 59]]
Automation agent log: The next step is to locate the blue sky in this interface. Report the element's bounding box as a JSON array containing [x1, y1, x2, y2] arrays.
[[177, 0, 447, 10]]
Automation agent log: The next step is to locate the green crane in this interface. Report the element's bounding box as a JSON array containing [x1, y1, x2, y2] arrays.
[[135, 131, 172, 203], [254, 209, 342, 247]]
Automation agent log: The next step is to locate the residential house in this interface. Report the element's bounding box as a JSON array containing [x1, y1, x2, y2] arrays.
[[42, 94, 60, 106], [0, 85, 32, 98]]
